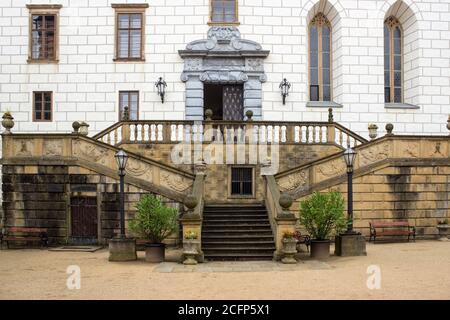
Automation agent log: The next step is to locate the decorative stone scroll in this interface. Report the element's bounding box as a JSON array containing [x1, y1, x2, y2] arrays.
[[277, 170, 309, 193], [359, 142, 391, 167], [161, 172, 193, 193]]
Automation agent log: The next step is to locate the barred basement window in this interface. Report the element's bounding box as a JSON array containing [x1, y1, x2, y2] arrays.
[[210, 0, 239, 24], [112, 4, 148, 61], [119, 91, 139, 121], [309, 13, 332, 102], [27, 5, 62, 63], [384, 16, 403, 103], [230, 167, 253, 196], [33, 91, 52, 122]]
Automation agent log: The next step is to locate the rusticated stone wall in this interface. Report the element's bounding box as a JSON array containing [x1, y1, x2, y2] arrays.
[[292, 165, 450, 239], [1, 164, 182, 246], [122, 141, 341, 203]]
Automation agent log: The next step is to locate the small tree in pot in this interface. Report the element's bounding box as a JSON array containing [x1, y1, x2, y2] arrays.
[[129, 194, 178, 263], [299, 191, 346, 259]]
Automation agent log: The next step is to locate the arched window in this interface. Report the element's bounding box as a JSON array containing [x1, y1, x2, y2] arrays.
[[384, 16, 402, 103], [309, 13, 332, 102]]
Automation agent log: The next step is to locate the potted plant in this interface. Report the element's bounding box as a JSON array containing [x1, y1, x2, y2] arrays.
[[281, 231, 298, 264], [183, 231, 199, 265], [299, 191, 346, 259], [436, 219, 449, 241], [129, 194, 178, 263]]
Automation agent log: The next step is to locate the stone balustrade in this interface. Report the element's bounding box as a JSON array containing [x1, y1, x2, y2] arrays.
[[93, 119, 367, 149]]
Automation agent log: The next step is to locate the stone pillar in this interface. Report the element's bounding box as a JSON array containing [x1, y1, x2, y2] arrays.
[[180, 195, 204, 263], [184, 76, 204, 120], [244, 78, 263, 120], [274, 194, 298, 261]]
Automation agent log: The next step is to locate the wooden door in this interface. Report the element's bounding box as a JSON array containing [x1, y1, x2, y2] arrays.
[[70, 197, 98, 241], [223, 85, 244, 121]]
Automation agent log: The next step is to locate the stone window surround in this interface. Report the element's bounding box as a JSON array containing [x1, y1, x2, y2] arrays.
[[112, 3, 149, 62], [228, 165, 256, 199], [179, 27, 269, 121], [26, 4, 62, 64]]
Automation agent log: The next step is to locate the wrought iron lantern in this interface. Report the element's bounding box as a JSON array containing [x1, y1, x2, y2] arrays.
[[115, 149, 129, 174], [155, 77, 167, 103], [343, 147, 357, 234], [279, 78, 291, 105], [115, 149, 129, 238], [343, 147, 357, 173]]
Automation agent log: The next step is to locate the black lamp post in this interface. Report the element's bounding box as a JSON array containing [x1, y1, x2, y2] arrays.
[[279, 78, 291, 105], [155, 77, 167, 103], [115, 149, 129, 238], [343, 147, 357, 234]]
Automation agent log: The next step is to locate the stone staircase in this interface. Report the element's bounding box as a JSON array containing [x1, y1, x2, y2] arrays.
[[202, 204, 276, 261]]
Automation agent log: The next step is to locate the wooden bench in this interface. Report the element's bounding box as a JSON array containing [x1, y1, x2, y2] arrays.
[[1, 227, 48, 249], [369, 221, 415, 243]]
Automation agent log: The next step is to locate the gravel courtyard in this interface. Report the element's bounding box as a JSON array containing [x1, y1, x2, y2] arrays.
[[1, 241, 449, 300]]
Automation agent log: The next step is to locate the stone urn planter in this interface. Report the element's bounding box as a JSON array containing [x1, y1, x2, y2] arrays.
[[310, 240, 331, 259], [436, 224, 449, 241], [183, 239, 200, 265], [2, 112, 14, 134], [281, 237, 298, 264], [145, 243, 166, 263]]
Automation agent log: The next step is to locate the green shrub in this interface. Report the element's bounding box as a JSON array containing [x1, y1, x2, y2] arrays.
[[299, 191, 346, 240], [129, 194, 178, 243]]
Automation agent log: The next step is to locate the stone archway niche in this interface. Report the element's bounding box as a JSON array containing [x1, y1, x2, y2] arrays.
[[179, 27, 270, 120]]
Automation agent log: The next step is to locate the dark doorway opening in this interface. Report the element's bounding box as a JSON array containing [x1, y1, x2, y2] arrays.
[[204, 84, 244, 121], [70, 196, 98, 244]]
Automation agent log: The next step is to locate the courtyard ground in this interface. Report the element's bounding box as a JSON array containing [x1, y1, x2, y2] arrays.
[[0, 240, 449, 300]]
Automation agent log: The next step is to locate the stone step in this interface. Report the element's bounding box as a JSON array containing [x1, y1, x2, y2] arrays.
[[202, 234, 275, 240], [203, 220, 270, 225], [204, 207, 267, 213], [202, 241, 275, 246], [203, 245, 276, 251], [204, 253, 273, 261], [202, 223, 271, 229], [202, 229, 273, 235], [203, 214, 269, 219]]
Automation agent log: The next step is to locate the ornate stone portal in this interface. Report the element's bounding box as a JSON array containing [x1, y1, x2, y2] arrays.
[[179, 27, 270, 120]]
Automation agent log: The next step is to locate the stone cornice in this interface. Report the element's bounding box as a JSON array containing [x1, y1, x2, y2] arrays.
[[26, 4, 63, 10]]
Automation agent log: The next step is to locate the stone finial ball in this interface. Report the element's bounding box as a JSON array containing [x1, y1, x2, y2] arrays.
[[72, 121, 81, 131], [245, 110, 253, 120], [205, 109, 213, 119], [184, 195, 198, 210], [385, 123, 394, 134], [279, 193, 293, 210]]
